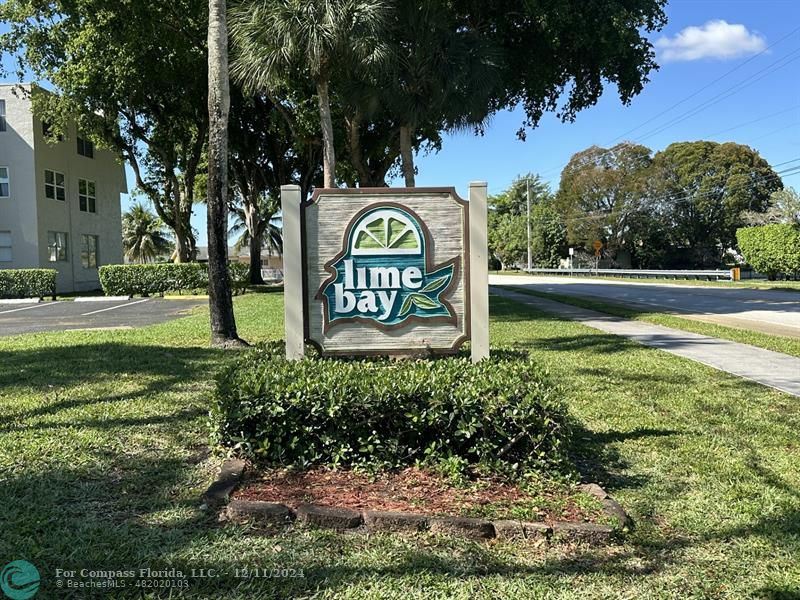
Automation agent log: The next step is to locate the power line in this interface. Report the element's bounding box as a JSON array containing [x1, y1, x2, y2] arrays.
[[747, 122, 800, 144], [535, 24, 800, 180], [701, 105, 800, 139], [635, 48, 800, 142], [609, 24, 800, 143]]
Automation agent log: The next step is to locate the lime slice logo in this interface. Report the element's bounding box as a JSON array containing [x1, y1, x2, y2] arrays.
[[319, 204, 458, 330], [351, 209, 422, 255]]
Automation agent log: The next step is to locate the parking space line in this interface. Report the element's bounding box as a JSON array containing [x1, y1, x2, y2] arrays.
[[0, 303, 59, 315], [81, 298, 150, 316]]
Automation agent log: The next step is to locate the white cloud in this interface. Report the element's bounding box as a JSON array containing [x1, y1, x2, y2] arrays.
[[655, 20, 767, 62]]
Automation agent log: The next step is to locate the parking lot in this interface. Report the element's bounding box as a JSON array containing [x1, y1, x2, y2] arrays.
[[0, 297, 205, 337]]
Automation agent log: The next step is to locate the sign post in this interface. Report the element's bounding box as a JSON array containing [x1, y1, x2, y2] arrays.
[[592, 240, 603, 270], [281, 184, 304, 360], [280, 185, 488, 361], [469, 181, 489, 363]]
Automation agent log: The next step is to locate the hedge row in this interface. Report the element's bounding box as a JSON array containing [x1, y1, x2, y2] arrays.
[[98, 262, 249, 296], [737, 224, 800, 279], [210, 344, 571, 477], [0, 269, 57, 299]]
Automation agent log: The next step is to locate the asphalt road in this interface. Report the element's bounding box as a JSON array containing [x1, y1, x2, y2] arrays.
[[0, 298, 205, 337], [490, 274, 800, 339]]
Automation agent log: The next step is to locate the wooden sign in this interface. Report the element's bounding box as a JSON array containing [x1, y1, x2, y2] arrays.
[[281, 185, 489, 362]]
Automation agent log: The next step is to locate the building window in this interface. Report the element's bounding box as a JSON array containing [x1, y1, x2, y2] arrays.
[[77, 136, 94, 158], [0, 167, 9, 197], [47, 231, 68, 262], [45, 170, 66, 201], [81, 234, 98, 269], [0, 100, 6, 132], [0, 231, 11, 262], [78, 179, 96, 213]]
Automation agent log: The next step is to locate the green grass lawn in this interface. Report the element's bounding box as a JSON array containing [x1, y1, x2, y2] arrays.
[[505, 286, 800, 359], [1, 291, 798, 598], [491, 271, 800, 292]]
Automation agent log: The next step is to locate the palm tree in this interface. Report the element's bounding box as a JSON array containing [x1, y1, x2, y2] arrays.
[[229, 197, 283, 284], [122, 202, 173, 263], [207, 0, 243, 346], [386, 1, 500, 187], [229, 0, 390, 188]]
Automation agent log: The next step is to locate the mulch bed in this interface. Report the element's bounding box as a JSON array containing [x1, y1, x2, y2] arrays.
[[232, 467, 598, 524]]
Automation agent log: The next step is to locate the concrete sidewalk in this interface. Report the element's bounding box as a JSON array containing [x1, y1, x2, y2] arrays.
[[492, 287, 800, 398]]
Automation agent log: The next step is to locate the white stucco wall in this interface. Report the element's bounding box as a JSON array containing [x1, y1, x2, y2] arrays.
[[0, 84, 39, 270], [0, 84, 127, 292], [32, 90, 127, 292]]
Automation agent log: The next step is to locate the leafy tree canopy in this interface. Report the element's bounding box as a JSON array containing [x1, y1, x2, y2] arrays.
[[556, 142, 653, 253], [649, 141, 782, 266]]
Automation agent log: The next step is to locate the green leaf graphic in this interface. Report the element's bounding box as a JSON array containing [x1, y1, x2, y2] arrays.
[[398, 294, 415, 316], [411, 293, 439, 310], [421, 276, 448, 293]]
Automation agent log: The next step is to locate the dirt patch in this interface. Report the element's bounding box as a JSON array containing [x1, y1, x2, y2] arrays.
[[232, 467, 601, 524]]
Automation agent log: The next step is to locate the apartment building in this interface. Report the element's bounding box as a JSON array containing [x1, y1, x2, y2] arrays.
[[0, 84, 127, 292]]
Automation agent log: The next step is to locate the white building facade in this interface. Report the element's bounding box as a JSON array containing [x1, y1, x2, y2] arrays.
[[0, 84, 126, 292]]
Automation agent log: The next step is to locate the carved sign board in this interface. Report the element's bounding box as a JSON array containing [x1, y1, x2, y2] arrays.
[[281, 185, 489, 362]]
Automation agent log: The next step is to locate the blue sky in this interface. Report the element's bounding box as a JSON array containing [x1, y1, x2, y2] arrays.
[[3, 0, 799, 246]]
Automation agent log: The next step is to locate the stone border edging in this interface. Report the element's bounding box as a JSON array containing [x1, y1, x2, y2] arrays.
[[202, 461, 632, 545]]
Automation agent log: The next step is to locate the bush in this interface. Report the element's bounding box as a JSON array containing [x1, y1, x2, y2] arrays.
[[210, 344, 571, 477], [737, 224, 800, 280], [98, 263, 250, 296], [0, 269, 57, 299]]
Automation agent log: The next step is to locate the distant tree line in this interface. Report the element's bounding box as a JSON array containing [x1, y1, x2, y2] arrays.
[[489, 141, 789, 271]]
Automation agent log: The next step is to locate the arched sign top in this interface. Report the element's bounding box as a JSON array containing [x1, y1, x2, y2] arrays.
[[350, 207, 423, 256]]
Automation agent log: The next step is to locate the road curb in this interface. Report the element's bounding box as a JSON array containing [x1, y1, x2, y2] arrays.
[[73, 296, 132, 302], [0, 298, 42, 304]]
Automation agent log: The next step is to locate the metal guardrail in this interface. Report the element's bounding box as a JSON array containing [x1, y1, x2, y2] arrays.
[[521, 268, 734, 280]]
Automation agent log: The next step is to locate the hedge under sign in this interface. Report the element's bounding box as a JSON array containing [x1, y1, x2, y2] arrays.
[[281, 186, 489, 360]]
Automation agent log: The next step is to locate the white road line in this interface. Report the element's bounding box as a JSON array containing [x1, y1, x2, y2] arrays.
[[81, 298, 149, 316], [0, 303, 59, 315]]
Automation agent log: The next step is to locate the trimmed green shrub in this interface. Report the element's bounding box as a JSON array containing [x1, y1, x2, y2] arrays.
[[98, 262, 250, 296], [0, 269, 57, 299], [737, 224, 800, 280], [227, 263, 250, 294], [210, 344, 571, 477]]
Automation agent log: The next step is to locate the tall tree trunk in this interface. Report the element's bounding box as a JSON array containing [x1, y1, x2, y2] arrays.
[[316, 78, 336, 188], [399, 124, 415, 187], [207, 0, 243, 347], [173, 209, 195, 262], [347, 110, 371, 186], [245, 201, 265, 285]]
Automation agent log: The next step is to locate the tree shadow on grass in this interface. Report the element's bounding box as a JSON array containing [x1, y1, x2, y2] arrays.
[[2, 411, 796, 598], [0, 342, 220, 391], [6, 441, 798, 600], [1, 299, 797, 595], [567, 424, 678, 492]]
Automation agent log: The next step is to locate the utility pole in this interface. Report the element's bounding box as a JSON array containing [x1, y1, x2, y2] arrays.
[[526, 177, 532, 272]]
